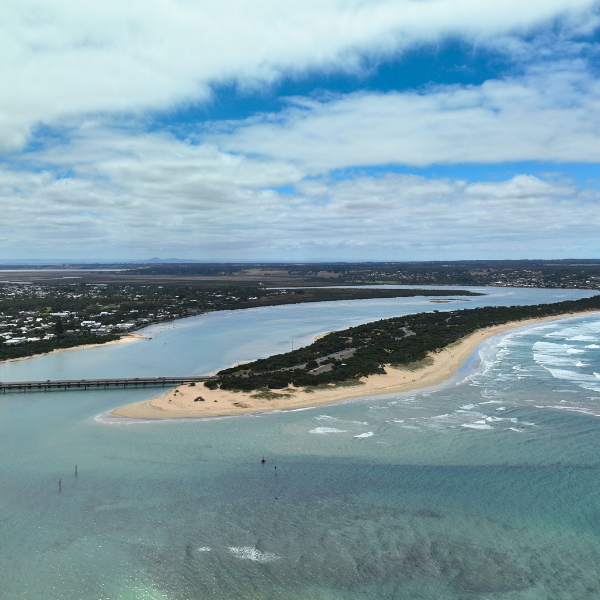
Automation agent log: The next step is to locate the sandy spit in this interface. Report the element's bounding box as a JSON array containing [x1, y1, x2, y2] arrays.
[[112, 311, 599, 419], [3, 333, 148, 363]]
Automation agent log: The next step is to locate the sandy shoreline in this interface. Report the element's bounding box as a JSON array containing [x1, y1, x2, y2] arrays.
[[2, 333, 148, 363], [113, 310, 599, 419]]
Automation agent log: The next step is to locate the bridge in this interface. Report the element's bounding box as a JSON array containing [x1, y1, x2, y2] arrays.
[[0, 376, 215, 393]]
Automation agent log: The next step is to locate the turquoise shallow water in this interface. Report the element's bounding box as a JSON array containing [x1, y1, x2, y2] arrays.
[[1, 287, 600, 599]]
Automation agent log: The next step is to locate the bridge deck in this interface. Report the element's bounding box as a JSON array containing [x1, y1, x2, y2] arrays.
[[0, 376, 214, 392]]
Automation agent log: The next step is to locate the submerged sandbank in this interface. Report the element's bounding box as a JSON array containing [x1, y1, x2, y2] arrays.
[[113, 311, 599, 419]]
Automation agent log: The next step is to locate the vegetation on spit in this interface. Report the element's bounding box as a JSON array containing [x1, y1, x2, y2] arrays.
[[0, 333, 122, 361], [205, 295, 600, 392]]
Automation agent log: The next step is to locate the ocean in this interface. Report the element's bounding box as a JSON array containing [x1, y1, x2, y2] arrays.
[[1, 286, 599, 599]]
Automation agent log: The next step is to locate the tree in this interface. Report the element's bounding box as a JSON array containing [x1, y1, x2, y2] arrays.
[[54, 318, 64, 336]]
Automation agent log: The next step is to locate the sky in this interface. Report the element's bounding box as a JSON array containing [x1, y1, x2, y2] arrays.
[[3, 0, 600, 262]]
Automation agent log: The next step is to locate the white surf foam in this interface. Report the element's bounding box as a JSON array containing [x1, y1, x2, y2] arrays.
[[93, 412, 169, 425], [533, 342, 585, 367], [548, 368, 600, 384], [228, 547, 280, 562], [461, 422, 493, 430], [309, 427, 347, 434], [354, 432, 374, 438]]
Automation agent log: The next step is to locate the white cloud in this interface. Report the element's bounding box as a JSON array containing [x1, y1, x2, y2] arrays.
[[4, 0, 600, 261], [216, 62, 600, 171], [2, 127, 600, 259], [1, 0, 598, 151]]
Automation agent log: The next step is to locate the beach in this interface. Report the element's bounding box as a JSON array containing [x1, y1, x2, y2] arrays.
[[113, 310, 599, 419], [3, 333, 147, 363]]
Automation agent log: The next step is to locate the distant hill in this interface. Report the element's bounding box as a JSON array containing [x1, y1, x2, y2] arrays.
[[142, 257, 203, 263]]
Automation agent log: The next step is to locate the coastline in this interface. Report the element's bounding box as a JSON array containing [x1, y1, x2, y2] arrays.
[[3, 333, 148, 363], [112, 310, 599, 419]]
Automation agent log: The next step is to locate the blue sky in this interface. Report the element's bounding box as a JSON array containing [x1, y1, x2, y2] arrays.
[[2, 0, 600, 261], [151, 39, 511, 125]]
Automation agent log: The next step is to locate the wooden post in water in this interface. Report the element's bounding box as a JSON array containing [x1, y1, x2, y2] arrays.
[[75, 465, 77, 476], [59, 478, 61, 491]]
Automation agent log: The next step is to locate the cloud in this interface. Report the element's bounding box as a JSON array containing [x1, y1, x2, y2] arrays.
[[2, 126, 599, 259], [3, 2, 600, 260], [215, 61, 600, 171], [2, 0, 598, 151]]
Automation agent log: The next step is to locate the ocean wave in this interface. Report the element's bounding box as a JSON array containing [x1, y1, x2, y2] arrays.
[[533, 354, 576, 367], [545, 320, 600, 339], [309, 427, 347, 434], [535, 405, 600, 417], [533, 342, 585, 366], [547, 368, 600, 383], [418, 408, 521, 432], [486, 416, 519, 423], [461, 422, 493, 430], [354, 432, 374, 438]]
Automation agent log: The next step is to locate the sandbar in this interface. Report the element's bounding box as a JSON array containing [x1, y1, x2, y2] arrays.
[[112, 311, 599, 419]]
